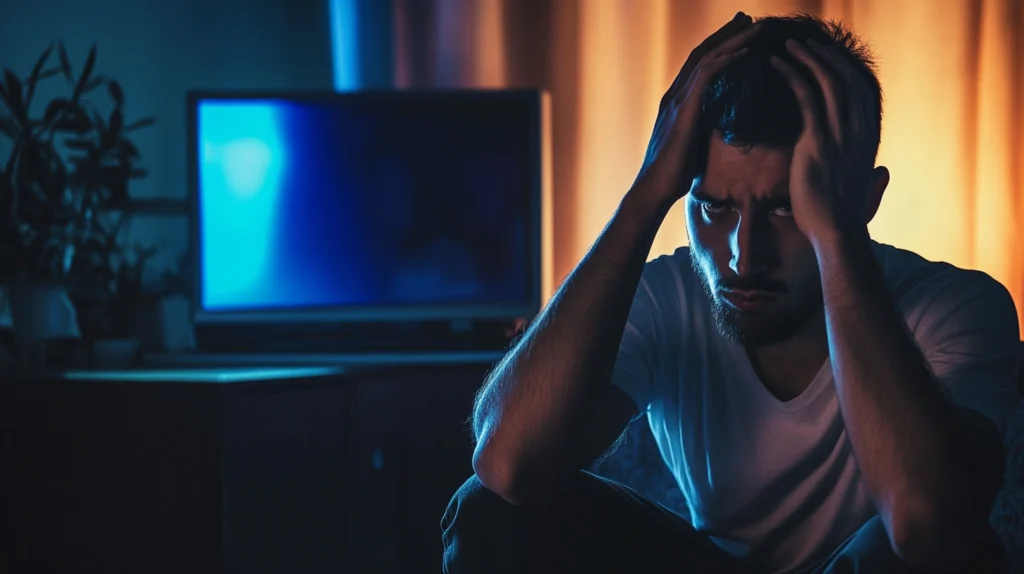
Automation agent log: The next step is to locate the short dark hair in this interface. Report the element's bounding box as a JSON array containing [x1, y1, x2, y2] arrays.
[[697, 13, 883, 169]]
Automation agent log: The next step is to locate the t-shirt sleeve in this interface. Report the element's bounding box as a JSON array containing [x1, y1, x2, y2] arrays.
[[611, 274, 662, 419], [913, 271, 1021, 436]]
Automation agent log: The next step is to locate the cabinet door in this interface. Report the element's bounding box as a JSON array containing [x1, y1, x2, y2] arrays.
[[222, 380, 347, 574], [346, 367, 487, 574], [7, 380, 221, 574]]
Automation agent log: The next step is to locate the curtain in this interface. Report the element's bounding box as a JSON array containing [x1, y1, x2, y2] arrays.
[[389, 0, 1024, 327]]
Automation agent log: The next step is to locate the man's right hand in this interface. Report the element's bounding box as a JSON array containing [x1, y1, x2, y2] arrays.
[[633, 12, 760, 204]]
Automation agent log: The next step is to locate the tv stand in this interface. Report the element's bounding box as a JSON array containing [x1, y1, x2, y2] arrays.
[[6, 362, 491, 573], [194, 317, 524, 355]]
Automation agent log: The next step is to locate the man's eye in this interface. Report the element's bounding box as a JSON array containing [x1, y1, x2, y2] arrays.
[[771, 203, 794, 218], [701, 201, 732, 215]]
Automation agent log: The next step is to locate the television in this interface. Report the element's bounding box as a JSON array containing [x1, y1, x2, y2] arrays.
[[187, 90, 550, 354]]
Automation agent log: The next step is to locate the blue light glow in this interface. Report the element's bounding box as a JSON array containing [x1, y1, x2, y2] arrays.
[[194, 96, 535, 313], [198, 102, 286, 308], [62, 367, 343, 383], [329, 0, 360, 91]]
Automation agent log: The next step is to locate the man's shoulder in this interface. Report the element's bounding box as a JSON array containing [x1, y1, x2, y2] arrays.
[[644, 245, 692, 273], [875, 241, 1017, 332], [876, 241, 1002, 295], [640, 246, 699, 294], [635, 246, 711, 327]]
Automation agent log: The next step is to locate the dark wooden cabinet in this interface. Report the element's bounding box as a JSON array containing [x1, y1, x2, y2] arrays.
[[2, 363, 489, 574], [345, 370, 484, 573]]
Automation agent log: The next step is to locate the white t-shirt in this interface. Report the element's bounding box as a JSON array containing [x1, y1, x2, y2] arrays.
[[611, 240, 1021, 572]]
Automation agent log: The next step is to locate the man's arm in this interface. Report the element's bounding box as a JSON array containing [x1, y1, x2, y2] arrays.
[[472, 13, 761, 505], [471, 188, 672, 504], [773, 40, 1016, 571], [814, 230, 1008, 571]]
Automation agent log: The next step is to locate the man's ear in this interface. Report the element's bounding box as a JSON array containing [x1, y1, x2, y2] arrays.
[[864, 166, 889, 224]]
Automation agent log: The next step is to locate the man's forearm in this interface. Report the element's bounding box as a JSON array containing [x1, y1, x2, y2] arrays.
[[472, 185, 674, 497], [812, 227, 965, 554]]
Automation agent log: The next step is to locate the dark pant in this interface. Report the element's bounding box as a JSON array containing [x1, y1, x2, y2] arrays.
[[440, 471, 1007, 574]]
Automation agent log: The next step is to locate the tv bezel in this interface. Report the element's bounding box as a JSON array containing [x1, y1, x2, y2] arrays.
[[186, 89, 546, 325]]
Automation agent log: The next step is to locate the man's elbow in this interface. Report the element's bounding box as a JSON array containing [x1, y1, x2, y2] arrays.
[[888, 510, 947, 571], [473, 435, 565, 506], [472, 437, 534, 505], [888, 493, 1001, 572], [889, 514, 980, 573], [893, 410, 1006, 570], [473, 443, 516, 503]]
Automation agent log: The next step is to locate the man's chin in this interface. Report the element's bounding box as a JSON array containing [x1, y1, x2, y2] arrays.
[[713, 307, 798, 347]]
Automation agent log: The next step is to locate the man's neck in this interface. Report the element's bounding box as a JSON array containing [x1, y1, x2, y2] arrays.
[[746, 309, 830, 402]]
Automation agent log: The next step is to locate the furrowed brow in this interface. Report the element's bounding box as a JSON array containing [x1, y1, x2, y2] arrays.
[[691, 189, 734, 204]]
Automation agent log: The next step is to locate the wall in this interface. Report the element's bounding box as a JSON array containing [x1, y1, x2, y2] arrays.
[[0, 0, 335, 276]]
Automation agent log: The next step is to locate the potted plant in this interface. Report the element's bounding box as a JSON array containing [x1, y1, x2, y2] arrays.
[[0, 41, 154, 363], [77, 238, 161, 367], [128, 249, 195, 355]]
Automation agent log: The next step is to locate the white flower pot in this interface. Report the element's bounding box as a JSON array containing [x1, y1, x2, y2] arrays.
[[8, 281, 81, 352]]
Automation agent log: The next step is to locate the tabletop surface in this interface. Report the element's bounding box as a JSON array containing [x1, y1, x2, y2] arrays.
[[58, 366, 346, 384]]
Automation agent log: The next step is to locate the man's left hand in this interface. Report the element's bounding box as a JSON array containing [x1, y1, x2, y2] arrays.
[[770, 39, 879, 246]]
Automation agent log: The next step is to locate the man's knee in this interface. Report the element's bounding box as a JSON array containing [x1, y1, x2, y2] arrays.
[[441, 474, 507, 538], [440, 471, 607, 573], [440, 474, 529, 573]]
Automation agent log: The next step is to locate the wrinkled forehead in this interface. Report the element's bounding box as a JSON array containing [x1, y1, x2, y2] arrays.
[[697, 135, 793, 201]]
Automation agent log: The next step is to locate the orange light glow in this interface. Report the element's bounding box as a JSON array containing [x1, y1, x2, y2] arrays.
[[397, 0, 1024, 328]]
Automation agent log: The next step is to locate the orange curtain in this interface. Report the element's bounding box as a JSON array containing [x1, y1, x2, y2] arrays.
[[392, 0, 1024, 328]]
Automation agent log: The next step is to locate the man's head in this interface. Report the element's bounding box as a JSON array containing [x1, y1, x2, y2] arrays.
[[685, 14, 887, 347]]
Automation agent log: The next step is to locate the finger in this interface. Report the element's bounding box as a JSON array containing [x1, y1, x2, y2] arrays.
[[692, 46, 749, 83], [770, 55, 822, 140], [704, 20, 761, 60], [817, 43, 879, 142], [806, 41, 864, 137], [811, 41, 858, 84], [671, 23, 759, 105], [666, 13, 751, 102], [784, 39, 843, 143], [664, 13, 753, 105], [696, 11, 753, 56]]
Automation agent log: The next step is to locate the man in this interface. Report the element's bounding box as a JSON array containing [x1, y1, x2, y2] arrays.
[[442, 12, 1020, 574]]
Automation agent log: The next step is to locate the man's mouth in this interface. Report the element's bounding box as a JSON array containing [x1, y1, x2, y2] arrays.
[[718, 288, 778, 312]]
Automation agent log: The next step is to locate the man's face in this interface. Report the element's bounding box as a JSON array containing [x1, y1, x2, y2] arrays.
[[685, 133, 823, 347]]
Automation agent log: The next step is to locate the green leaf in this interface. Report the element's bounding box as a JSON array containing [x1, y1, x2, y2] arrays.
[[123, 116, 155, 132], [0, 115, 19, 139], [82, 75, 107, 93], [115, 139, 140, 160], [57, 42, 74, 82], [24, 43, 54, 110], [71, 46, 97, 101], [88, 106, 105, 133], [107, 80, 123, 107], [2, 69, 27, 129], [33, 67, 62, 82], [59, 104, 93, 133], [108, 108, 123, 137], [42, 97, 69, 125]]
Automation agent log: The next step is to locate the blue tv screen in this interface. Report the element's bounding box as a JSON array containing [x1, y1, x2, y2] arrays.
[[191, 91, 541, 319]]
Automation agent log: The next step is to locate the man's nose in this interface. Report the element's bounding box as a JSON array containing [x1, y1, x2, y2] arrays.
[[728, 214, 773, 278]]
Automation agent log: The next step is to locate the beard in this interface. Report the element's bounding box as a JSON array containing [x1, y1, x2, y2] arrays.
[[688, 248, 821, 347]]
